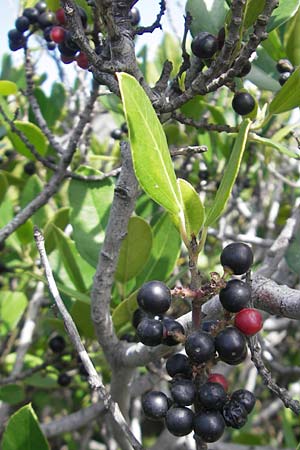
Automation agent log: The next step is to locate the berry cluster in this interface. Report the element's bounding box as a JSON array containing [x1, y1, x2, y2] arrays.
[[8, 3, 140, 70], [276, 59, 295, 86], [136, 242, 263, 443], [110, 122, 128, 140]]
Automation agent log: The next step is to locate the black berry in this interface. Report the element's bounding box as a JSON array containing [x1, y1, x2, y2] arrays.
[[276, 59, 294, 73], [165, 407, 194, 436], [23, 7, 39, 24], [170, 379, 196, 406], [166, 353, 192, 378], [58, 41, 78, 57], [132, 308, 148, 329], [191, 32, 218, 59], [219, 279, 251, 313], [110, 128, 123, 140], [78, 7, 88, 28], [24, 161, 36, 175], [231, 389, 256, 413], [202, 320, 219, 333], [57, 373, 71, 386], [237, 61, 252, 77], [185, 331, 215, 363], [220, 242, 253, 275], [137, 318, 163, 346], [223, 399, 248, 428], [121, 122, 128, 133], [38, 11, 56, 29], [8, 29, 24, 42], [142, 391, 169, 420], [15, 16, 30, 33], [279, 72, 291, 86], [232, 92, 255, 116], [194, 411, 225, 443], [49, 335, 65, 353], [35, 1, 47, 13], [137, 281, 171, 314], [215, 327, 246, 364], [47, 42, 56, 51], [129, 7, 141, 26], [198, 382, 227, 411], [162, 318, 184, 346]]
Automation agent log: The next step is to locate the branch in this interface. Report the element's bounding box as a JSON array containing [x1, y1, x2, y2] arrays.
[[134, 0, 166, 35], [171, 111, 237, 133]]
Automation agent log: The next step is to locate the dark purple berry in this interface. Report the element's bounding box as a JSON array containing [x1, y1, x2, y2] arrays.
[[43, 26, 53, 42], [223, 399, 248, 428], [220, 242, 253, 275], [9, 39, 25, 52], [219, 279, 251, 313], [279, 72, 291, 86], [215, 327, 246, 364], [110, 128, 123, 140], [232, 92, 255, 116], [137, 318, 163, 346], [121, 122, 128, 133], [49, 335, 65, 353], [191, 32, 218, 59], [166, 353, 192, 378], [8, 29, 24, 42], [47, 42, 56, 51], [38, 11, 56, 29], [185, 331, 215, 363], [170, 379, 196, 406], [198, 382, 227, 411], [142, 391, 169, 420], [24, 161, 36, 175], [202, 320, 219, 333], [276, 59, 294, 73], [162, 318, 184, 346], [57, 373, 71, 386], [194, 411, 225, 443], [231, 389, 256, 413], [137, 281, 171, 315], [165, 407, 194, 436], [129, 7, 141, 26], [35, 2, 47, 13], [237, 61, 252, 77], [132, 308, 148, 329], [58, 41, 78, 57], [15, 16, 30, 32], [23, 7, 39, 24]]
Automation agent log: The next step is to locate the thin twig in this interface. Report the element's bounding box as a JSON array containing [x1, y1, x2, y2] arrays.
[[134, 0, 166, 35]]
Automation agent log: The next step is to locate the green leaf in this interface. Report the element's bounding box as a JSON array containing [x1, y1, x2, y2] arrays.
[[20, 175, 51, 226], [46, 0, 60, 10], [115, 217, 152, 283], [286, 235, 300, 274], [281, 408, 298, 448], [0, 80, 17, 96], [117, 73, 182, 217], [0, 172, 8, 204], [51, 225, 93, 292], [249, 134, 300, 159], [244, 0, 265, 28], [0, 385, 25, 405], [136, 213, 181, 286], [71, 300, 95, 339], [269, 67, 300, 115], [205, 119, 251, 227], [177, 178, 205, 238], [2, 404, 50, 450], [267, 0, 300, 32], [0, 292, 28, 336], [286, 9, 300, 65], [44, 207, 70, 254], [186, 0, 229, 36], [112, 290, 138, 331], [68, 167, 114, 268], [7, 121, 47, 159]]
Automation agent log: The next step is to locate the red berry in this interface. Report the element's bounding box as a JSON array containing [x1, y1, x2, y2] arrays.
[[234, 308, 263, 336], [56, 8, 66, 25], [61, 54, 75, 64], [207, 373, 229, 392], [50, 26, 65, 43], [76, 52, 89, 69]]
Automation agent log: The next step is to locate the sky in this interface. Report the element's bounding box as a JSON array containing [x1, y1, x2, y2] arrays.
[[0, 1, 186, 90]]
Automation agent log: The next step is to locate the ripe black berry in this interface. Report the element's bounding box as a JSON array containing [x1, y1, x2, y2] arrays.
[[58, 42, 78, 57], [185, 331, 215, 363], [162, 318, 184, 346], [129, 7, 141, 26], [132, 308, 148, 329], [24, 161, 36, 175], [202, 320, 219, 333], [137, 318, 163, 346], [170, 379, 196, 406], [47, 42, 56, 51], [223, 399, 248, 428], [191, 32, 218, 59], [194, 411, 225, 443], [237, 61, 252, 78], [38, 11, 56, 29], [57, 373, 71, 386], [215, 327, 246, 364], [121, 122, 128, 133], [198, 382, 227, 411], [165, 407, 194, 436], [232, 92, 255, 116], [49, 335, 65, 353], [23, 7, 39, 24], [35, 2, 47, 13], [279, 72, 291, 86], [142, 391, 169, 420], [8, 29, 24, 42], [231, 389, 256, 413], [15, 16, 30, 33], [78, 7, 88, 28], [220, 242, 253, 275], [110, 128, 123, 140], [276, 59, 294, 73], [166, 353, 192, 378], [219, 279, 251, 313], [137, 281, 171, 314]]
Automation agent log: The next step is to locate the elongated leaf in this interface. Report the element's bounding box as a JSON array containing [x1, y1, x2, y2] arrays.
[[177, 179, 205, 238], [0, 172, 8, 204], [46, 0, 60, 10], [71, 300, 95, 339], [244, 0, 265, 28], [205, 120, 251, 227], [7, 121, 47, 159], [286, 235, 300, 274], [117, 73, 182, 217], [44, 207, 70, 254], [269, 67, 300, 115], [0, 80, 17, 96], [249, 134, 300, 159], [267, 0, 300, 32], [0, 292, 28, 336], [136, 213, 181, 286], [2, 404, 50, 450], [68, 167, 114, 268], [286, 9, 300, 65], [0, 385, 25, 405], [186, 0, 229, 36], [112, 290, 138, 331], [20, 175, 51, 226], [115, 216, 152, 283]]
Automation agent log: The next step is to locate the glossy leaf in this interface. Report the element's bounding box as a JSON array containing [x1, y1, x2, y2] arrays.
[[286, 9, 300, 65], [44, 207, 70, 254], [115, 217, 152, 283], [68, 167, 114, 268], [20, 175, 51, 226], [267, 0, 300, 32], [117, 72, 182, 217], [2, 404, 50, 450], [71, 300, 95, 339], [244, 0, 265, 28], [186, 0, 229, 36], [0, 385, 25, 405], [177, 178, 205, 238], [269, 67, 300, 115], [0, 80, 17, 96], [249, 134, 300, 159], [8, 121, 47, 159], [136, 213, 181, 286], [205, 119, 251, 227], [112, 290, 138, 331], [0, 172, 8, 204], [46, 0, 60, 10], [0, 292, 28, 336]]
